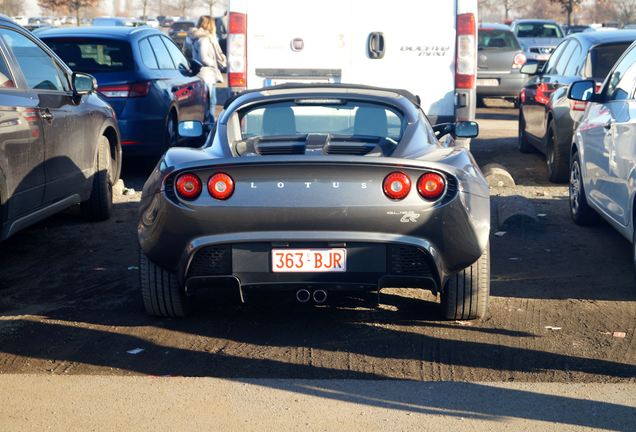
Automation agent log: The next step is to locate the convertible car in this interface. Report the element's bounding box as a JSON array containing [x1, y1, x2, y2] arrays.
[[138, 84, 491, 320]]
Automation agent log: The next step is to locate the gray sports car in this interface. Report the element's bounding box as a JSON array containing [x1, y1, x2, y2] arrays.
[[138, 84, 491, 320]]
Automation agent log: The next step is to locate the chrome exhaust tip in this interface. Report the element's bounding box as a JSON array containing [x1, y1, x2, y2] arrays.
[[312, 289, 328, 304], [296, 289, 311, 303]]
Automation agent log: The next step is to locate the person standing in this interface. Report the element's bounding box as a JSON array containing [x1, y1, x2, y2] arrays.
[[191, 15, 227, 122]]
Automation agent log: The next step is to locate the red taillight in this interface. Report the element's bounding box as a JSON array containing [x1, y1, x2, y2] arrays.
[[98, 82, 151, 98], [456, 13, 476, 90], [228, 12, 247, 90], [383, 172, 411, 200], [175, 173, 202, 200], [208, 173, 234, 200], [512, 52, 527, 69], [520, 88, 526, 104], [417, 173, 446, 201]]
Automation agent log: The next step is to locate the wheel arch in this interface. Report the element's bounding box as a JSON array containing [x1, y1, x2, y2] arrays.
[[100, 122, 122, 183]]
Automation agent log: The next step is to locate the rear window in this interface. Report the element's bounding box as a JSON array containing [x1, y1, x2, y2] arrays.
[[516, 23, 563, 38], [171, 22, 195, 31], [478, 29, 520, 50], [233, 100, 405, 156], [585, 43, 632, 81], [44, 38, 133, 73]]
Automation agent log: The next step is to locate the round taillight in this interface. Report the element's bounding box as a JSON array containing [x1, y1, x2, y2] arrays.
[[383, 172, 411, 200], [208, 173, 234, 200], [512, 52, 527, 69], [417, 173, 446, 200], [175, 173, 202, 200]]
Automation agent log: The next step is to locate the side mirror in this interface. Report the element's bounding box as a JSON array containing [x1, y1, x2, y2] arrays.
[[568, 80, 596, 102], [520, 61, 540, 75], [189, 59, 202, 76], [454, 121, 479, 138], [72, 72, 97, 95], [178, 120, 204, 139]]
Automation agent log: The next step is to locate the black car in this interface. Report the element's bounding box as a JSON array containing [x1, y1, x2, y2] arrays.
[[0, 17, 121, 241], [518, 30, 636, 182], [169, 21, 196, 48]]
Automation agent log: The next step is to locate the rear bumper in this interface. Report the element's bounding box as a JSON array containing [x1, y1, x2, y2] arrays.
[[117, 117, 165, 156], [477, 72, 526, 97]]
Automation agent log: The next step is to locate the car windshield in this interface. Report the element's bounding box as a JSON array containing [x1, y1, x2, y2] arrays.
[[585, 42, 631, 81], [233, 99, 406, 156], [516, 23, 563, 38], [44, 38, 134, 73], [172, 22, 194, 31], [478, 29, 520, 50]]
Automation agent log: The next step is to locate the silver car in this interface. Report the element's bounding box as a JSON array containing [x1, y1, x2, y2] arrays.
[[511, 19, 564, 68], [568, 41, 636, 267]]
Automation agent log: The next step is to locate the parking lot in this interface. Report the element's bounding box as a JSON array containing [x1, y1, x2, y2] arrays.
[[0, 102, 633, 384]]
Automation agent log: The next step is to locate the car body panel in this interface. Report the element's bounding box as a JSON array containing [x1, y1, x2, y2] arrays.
[[138, 85, 490, 294]]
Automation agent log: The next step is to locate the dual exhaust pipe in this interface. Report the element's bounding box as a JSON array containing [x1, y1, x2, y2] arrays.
[[296, 289, 327, 304]]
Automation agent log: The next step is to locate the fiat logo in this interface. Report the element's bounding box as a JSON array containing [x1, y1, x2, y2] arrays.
[[291, 38, 304, 52]]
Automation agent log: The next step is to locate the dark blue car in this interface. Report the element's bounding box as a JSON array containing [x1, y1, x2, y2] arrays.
[[38, 26, 209, 156]]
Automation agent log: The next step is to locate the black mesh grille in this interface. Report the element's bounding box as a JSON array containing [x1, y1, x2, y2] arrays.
[[164, 175, 176, 201], [188, 246, 232, 277], [324, 144, 374, 155], [388, 245, 433, 276], [441, 174, 459, 205]]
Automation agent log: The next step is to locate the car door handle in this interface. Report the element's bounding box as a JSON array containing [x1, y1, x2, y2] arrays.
[[367, 32, 385, 59], [39, 109, 53, 121]]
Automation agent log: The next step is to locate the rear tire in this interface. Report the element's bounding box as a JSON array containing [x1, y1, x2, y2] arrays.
[[546, 121, 569, 183], [441, 243, 490, 320], [140, 251, 191, 318], [81, 135, 113, 221], [569, 151, 599, 226], [518, 111, 534, 154]]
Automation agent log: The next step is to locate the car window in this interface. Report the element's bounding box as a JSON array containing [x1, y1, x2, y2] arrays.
[[0, 28, 66, 91], [171, 22, 195, 31], [584, 43, 631, 81], [44, 38, 134, 74], [161, 36, 188, 69], [544, 40, 569, 75], [563, 41, 582, 76], [515, 22, 564, 38], [478, 29, 520, 50], [0, 48, 15, 88], [149, 36, 174, 69], [607, 46, 636, 101], [139, 38, 158, 69], [554, 40, 578, 76]]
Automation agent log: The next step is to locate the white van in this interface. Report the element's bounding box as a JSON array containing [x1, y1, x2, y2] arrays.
[[226, 0, 478, 143]]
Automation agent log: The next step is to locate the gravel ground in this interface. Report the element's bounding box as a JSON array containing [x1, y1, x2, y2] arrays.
[[0, 102, 634, 383]]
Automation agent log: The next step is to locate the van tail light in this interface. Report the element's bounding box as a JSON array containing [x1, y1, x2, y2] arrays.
[[570, 83, 602, 112], [208, 173, 234, 200], [512, 52, 527, 69], [98, 82, 151, 98], [456, 13, 476, 89], [228, 12, 247, 90], [175, 173, 202, 200], [383, 172, 411, 200], [417, 173, 446, 200]]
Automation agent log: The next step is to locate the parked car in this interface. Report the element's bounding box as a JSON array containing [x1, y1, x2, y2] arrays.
[[0, 17, 121, 241], [169, 20, 196, 48], [39, 26, 209, 157], [565, 25, 594, 34], [92, 17, 127, 26], [567, 41, 636, 268], [12, 16, 28, 26], [518, 31, 636, 182], [477, 23, 527, 106], [226, 0, 479, 148], [510, 19, 564, 68], [137, 84, 489, 320]]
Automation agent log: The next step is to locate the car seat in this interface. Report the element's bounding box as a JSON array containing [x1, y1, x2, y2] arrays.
[[354, 106, 388, 137], [262, 106, 297, 135]]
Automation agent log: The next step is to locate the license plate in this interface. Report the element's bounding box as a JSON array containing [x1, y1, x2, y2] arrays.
[[477, 78, 499, 86], [178, 32, 187, 37], [271, 248, 346, 273]]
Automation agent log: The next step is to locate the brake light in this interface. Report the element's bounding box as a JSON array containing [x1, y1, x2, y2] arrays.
[[456, 13, 476, 89], [175, 173, 202, 200], [383, 172, 411, 200], [520, 88, 526, 104], [512, 52, 527, 69], [417, 173, 446, 200], [98, 82, 151, 98], [208, 173, 234, 200], [228, 12, 247, 90]]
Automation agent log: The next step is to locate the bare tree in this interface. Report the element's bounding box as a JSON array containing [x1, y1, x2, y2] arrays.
[[175, 0, 196, 17], [200, 0, 218, 16], [550, 0, 585, 25], [613, 0, 636, 23], [138, 0, 153, 18], [478, 0, 526, 21], [0, 0, 24, 16], [38, 0, 100, 25]]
